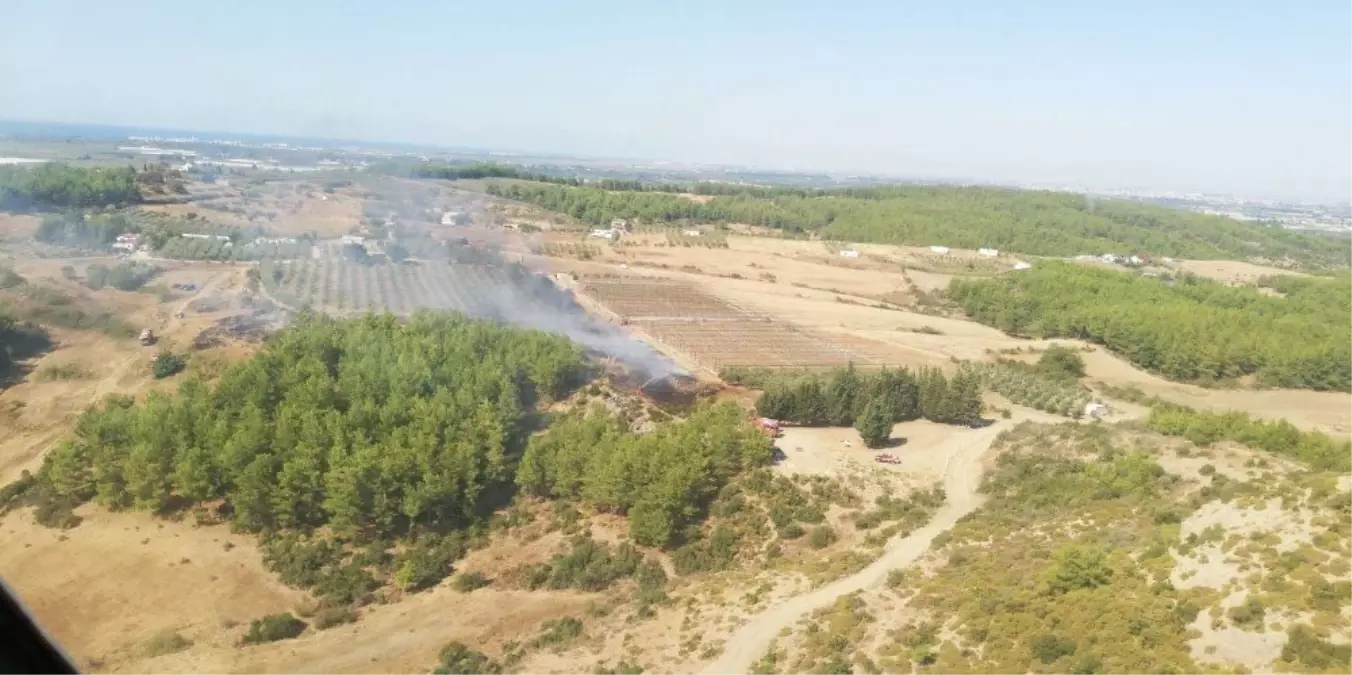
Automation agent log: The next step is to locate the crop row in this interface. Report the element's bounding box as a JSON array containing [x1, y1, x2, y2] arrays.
[[963, 362, 1096, 418]]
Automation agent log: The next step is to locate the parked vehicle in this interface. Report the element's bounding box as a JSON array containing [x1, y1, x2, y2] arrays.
[[751, 417, 782, 438]]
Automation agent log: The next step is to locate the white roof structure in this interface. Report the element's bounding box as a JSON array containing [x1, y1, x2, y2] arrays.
[[839, 250, 860, 258]]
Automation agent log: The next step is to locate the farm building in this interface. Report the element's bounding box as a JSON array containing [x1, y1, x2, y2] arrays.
[[978, 248, 999, 257], [929, 245, 950, 254], [682, 229, 702, 237], [182, 233, 230, 241], [589, 229, 615, 240], [341, 234, 366, 245], [112, 233, 141, 251], [440, 211, 468, 227], [839, 250, 860, 258], [1013, 262, 1032, 270]]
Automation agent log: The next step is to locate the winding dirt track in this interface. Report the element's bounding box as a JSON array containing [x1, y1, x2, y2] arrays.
[[700, 420, 1010, 674]]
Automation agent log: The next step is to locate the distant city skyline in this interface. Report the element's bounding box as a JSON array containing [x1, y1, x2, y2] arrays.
[[2, 1, 1349, 202]]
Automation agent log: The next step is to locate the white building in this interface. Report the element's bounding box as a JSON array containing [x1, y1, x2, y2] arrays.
[[111, 233, 141, 252], [929, 245, 950, 254], [978, 248, 999, 257], [588, 229, 615, 240], [839, 250, 860, 258], [1101, 253, 1119, 263], [1013, 262, 1032, 270], [441, 211, 467, 226], [1083, 402, 1110, 420], [1128, 255, 1144, 265], [682, 230, 702, 237], [181, 233, 231, 241], [341, 234, 365, 245]]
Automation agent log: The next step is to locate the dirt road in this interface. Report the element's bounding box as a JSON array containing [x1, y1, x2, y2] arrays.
[[700, 420, 1010, 674]]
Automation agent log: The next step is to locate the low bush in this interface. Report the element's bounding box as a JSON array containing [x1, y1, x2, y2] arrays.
[[808, 525, 837, 549], [544, 536, 640, 591], [434, 641, 501, 675], [1280, 624, 1352, 672], [672, 527, 738, 574], [241, 613, 306, 644], [393, 533, 468, 593], [152, 352, 186, 379], [142, 630, 192, 657], [453, 571, 490, 592], [531, 617, 584, 649], [312, 605, 358, 630], [36, 363, 94, 381]]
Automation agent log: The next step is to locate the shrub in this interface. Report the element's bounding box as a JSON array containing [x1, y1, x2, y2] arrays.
[[1227, 596, 1266, 629], [531, 617, 584, 649], [453, 571, 490, 592], [393, 534, 467, 593], [1281, 624, 1352, 671], [0, 266, 26, 289], [435, 641, 501, 675], [241, 613, 306, 644], [1035, 345, 1086, 380], [1030, 633, 1078, 664], [672, 528, 738, 574], [152, 352, 186, 379], [312, 605, 358, 630], [143, 629, 192, 657], [36, 363, 93, 381], [1045, 546, 1112, 595], [808, 525, 837, 550], [543, 537, 641, 590]]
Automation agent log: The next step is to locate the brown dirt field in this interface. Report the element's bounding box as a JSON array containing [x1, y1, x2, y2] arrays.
[[0, 213, 42, 239], [0, 260, 255, 484], [1172, 259, 1309, 285], [2, 501, 596, 674], [1079, 347, 1352, 436], [0, 507, 308, 672]]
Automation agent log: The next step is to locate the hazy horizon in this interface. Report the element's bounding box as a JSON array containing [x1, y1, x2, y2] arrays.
[[3, 1, 1349, 202]]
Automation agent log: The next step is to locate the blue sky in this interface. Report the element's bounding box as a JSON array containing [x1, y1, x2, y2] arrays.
[[2, 1, 1348, 201]]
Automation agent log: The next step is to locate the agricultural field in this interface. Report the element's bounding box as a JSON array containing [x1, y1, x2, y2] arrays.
[[259, 256, 521, 317], [634, 319, 895, 370], [582, 278, 756, 319], [577, 276, 902, 371]]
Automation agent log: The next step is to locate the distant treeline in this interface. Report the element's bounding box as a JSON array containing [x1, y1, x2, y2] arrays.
[[1147, 404, 1350, 472], [949, 262, 1351, 391], [0, 163, 140, 210], [482, 181, 1347, 265], [371, 160, 582, 184], [746, 365, 984, 428]]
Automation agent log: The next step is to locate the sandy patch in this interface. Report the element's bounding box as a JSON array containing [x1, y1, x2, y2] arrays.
[[1172, 260, 1308, 285], [1183, 499, 1315, 553]]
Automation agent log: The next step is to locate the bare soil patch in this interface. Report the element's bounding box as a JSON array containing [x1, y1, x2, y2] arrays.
[[1172, 259, 1309, 285]]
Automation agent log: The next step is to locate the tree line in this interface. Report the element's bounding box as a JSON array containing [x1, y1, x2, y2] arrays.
[[515, 402, 773, 547], [0, 163, 140, 210], [751, 365, 984, 445], [482, 181, 1347, 266], [370, 161, 581, 184], [948, 263, 1351, 392], [1146, 404, 1350, 472], [26, 312, 589, 537]]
